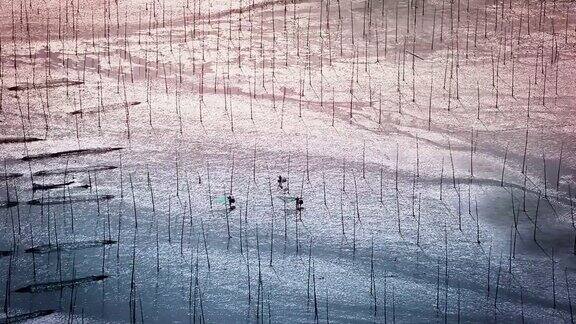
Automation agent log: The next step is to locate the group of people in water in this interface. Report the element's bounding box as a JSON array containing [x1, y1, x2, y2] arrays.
[[224, 175, 304, 212]]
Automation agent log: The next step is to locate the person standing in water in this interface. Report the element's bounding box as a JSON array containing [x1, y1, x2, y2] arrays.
[[227, 195, 236, 211], [278, 175, 287, 190]]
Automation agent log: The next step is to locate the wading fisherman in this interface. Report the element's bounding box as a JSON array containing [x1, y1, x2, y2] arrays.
[[295, 197, 304, 221], [227, 195, 236, 211], [295, 197, 304, 211], [278, 175, 287, 190]]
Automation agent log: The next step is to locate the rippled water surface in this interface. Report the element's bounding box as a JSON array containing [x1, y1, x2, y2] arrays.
[[1, 0, 576, 322]]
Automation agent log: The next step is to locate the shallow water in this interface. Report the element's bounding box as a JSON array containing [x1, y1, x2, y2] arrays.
[[1, 0, 576, 322]]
